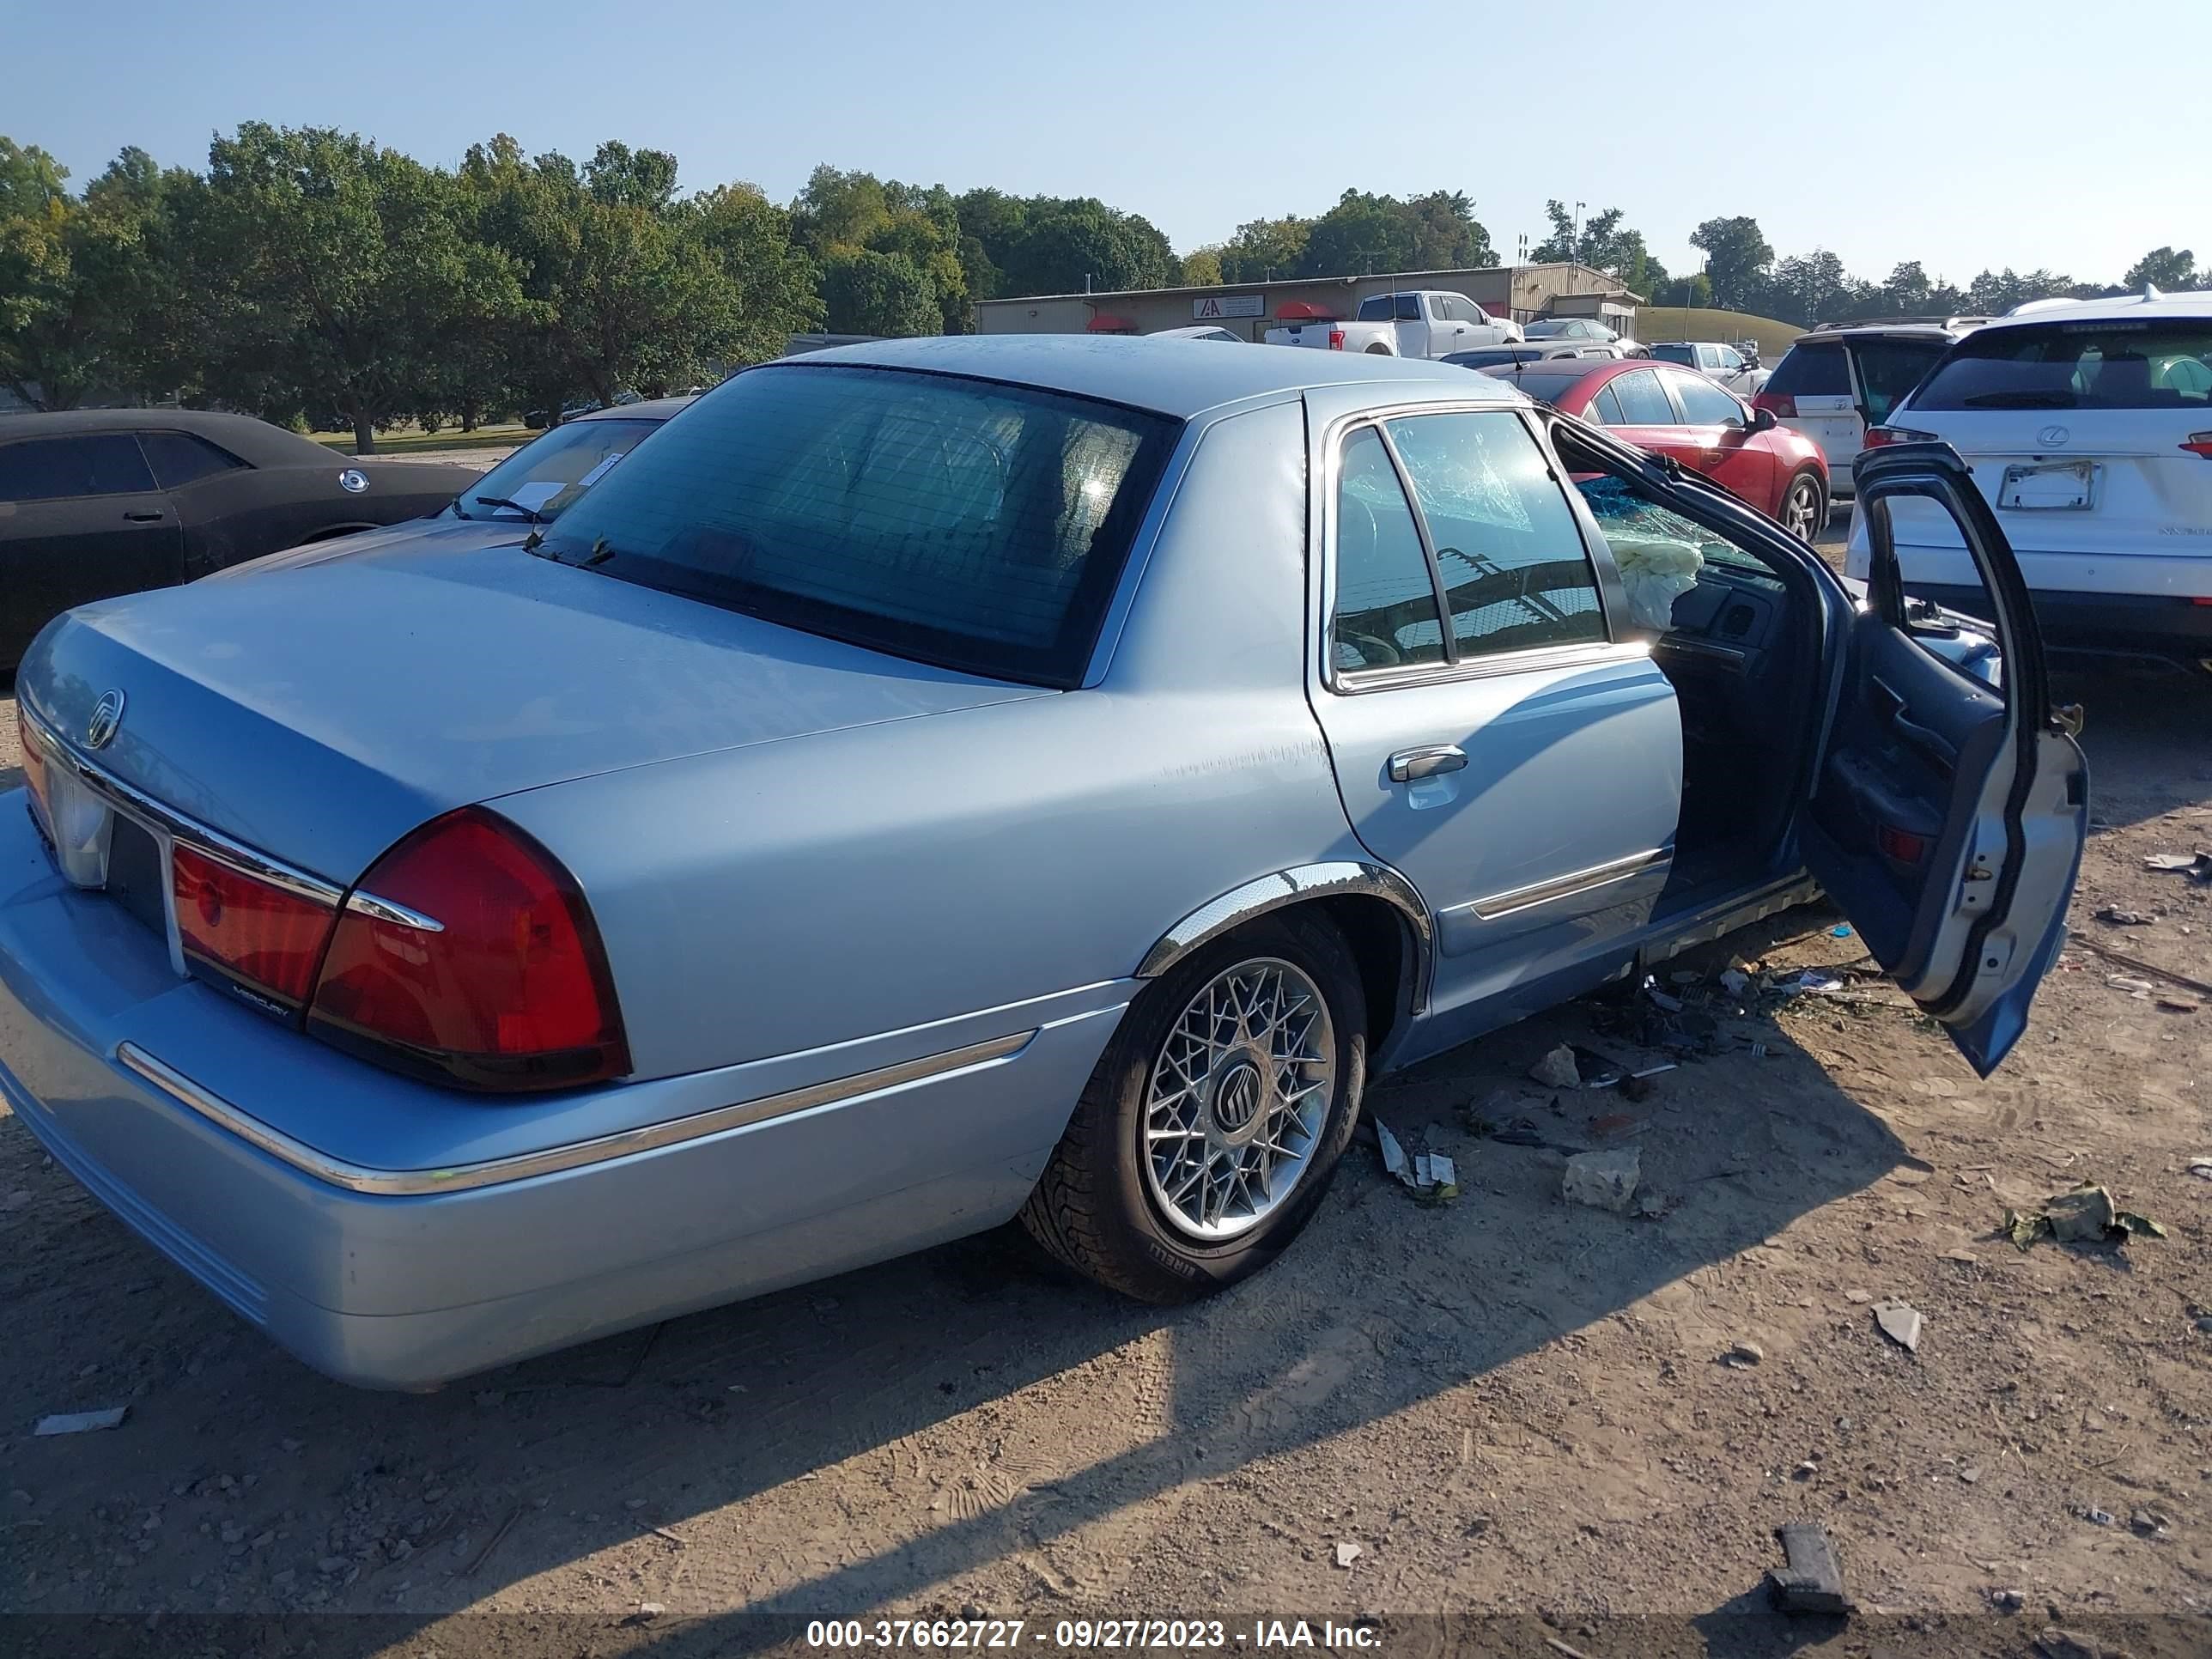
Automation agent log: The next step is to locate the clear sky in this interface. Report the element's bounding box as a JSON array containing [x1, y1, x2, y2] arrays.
[[9, 0, 2209, 289]]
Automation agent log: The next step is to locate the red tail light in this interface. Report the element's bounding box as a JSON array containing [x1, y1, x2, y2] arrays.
[[1751, 391, 1796, 419], [1328, 329, 1346, 350], [172, 845, 337, 1012], [1876, 823, 1928, 866], [1862, 425, 1938, 450], [307, 808, 629, 1091], [2181, 432, 2212, 459]]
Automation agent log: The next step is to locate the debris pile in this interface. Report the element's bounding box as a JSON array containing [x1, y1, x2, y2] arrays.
[[2003, 1183, 2166, 1250]]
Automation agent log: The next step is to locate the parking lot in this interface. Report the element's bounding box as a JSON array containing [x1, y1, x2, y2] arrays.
[[4, 635, 2209, 1650]]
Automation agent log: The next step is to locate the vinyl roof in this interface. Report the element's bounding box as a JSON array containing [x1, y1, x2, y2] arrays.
[[775, 334, 1524, 420]]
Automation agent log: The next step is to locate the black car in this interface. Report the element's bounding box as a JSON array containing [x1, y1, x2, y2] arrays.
[[0, 410, 477, 672]]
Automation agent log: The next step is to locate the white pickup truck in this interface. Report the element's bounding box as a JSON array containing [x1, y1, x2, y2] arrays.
[[1264, 289, 1523, 356]]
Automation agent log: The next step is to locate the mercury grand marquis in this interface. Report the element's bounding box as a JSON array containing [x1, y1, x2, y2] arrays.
[[1, 337, 2086, 1388]]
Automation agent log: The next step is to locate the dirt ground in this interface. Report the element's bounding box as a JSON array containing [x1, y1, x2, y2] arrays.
[[4, 582, 2212, 1655]]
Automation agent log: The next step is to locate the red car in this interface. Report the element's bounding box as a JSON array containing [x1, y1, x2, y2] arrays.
[[1472, 357, 1831, 539]]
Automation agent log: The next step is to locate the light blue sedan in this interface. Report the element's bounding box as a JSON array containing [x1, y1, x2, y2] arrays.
[[0, 337, 2086, 1388]]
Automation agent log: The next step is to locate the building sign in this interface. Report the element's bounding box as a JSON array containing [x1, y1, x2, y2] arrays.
[[1193, 293, 1265, 320]]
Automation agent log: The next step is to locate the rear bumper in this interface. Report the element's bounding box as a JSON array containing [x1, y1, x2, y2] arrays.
[[1904, 584, 2212, 661], [0, 797, 1124, 1389]]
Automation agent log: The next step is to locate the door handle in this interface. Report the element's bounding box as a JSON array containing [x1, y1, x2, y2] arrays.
[[1389, 745, 1468, 782], [124, 511, 165, 522]]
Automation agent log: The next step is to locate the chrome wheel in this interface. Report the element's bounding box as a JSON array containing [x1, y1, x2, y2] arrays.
[[1783, 475, 1822, 541], [1141, 957, 1336, 1242]]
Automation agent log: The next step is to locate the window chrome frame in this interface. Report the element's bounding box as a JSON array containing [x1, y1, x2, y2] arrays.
[[1313, 400, 1638, 698]]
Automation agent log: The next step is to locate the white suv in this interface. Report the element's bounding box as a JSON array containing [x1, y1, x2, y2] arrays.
[[1755, 319, 1991, 500], [1844, 290, 2212, 669]]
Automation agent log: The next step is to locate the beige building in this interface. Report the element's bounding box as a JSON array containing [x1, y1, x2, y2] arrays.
[[974, 262, 1640, 342]]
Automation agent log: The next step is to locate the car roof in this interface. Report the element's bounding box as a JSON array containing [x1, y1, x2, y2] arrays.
[[1981, 289, 2212, 328], [785, 334, 1525, 419], [1790, 323, 1977, 346], [575, 396, 694, 422], [0, 406, 341, 468]]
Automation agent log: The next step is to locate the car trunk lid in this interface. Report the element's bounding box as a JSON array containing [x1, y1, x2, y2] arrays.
[[17, 542, 1052, 883]]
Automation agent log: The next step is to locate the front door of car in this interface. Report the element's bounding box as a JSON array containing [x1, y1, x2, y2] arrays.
[[1800, 441, 2088, 1075], [1301, 395, 1684, 1065], [0, 434, 184, 668], [1661, 368, 1778, 507]]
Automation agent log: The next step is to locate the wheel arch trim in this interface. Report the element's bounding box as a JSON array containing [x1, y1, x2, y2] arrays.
[[1135, 861, 1435, 1010]]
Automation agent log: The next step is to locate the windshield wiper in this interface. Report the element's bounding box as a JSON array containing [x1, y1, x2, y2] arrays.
[[471, 495, 545, 522]]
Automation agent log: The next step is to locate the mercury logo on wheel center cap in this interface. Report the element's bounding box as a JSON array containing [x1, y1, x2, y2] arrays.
[[1212, 1059, 1265, 1133]]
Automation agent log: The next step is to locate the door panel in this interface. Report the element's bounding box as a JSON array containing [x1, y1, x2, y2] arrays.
[[1302, 395, 1683, 1060], [0, 434, 185, 669], [1801, 441, 2087, 1075]]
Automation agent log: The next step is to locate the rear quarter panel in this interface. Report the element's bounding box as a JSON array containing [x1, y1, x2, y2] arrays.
[[491, 398, 1368, 1083]]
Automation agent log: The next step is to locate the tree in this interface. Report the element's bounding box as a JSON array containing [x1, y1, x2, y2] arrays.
[[1297, 188, 1490, 277], [994, 198, 1175, 295], [195, 124, 521, 449], [0, 138, 189, 409], [681, 182, 823, 358], [1178, 247, 1223, 286], [1689, 216, 1774, 312], [1214, 214, 1311, 283], [822, 248, 939, 336], [1962, 266, 2075, 315], [1766, 248, 1868, 326], [584, 140, 679, 211], [2123, 246, 2196, 290]]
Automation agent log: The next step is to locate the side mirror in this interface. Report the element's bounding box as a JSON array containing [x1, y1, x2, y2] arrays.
[[1748, 405, 1778, 434]]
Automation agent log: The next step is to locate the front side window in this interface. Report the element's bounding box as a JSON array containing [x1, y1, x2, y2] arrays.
[[538, 366, 1179, 687], [1387, 412, 1607, 657], [1913, 320, 2212, 410], [1717, 347, 1744, 372], [138, 431, 246, 489], [459, 416, 661, 522], [1608, 368, 1679, 425], [0, 434, 156, 501], [1668, 371, 1746, 425], [1563, 448, 1784, 633], [1333, 427, 1446, 672]]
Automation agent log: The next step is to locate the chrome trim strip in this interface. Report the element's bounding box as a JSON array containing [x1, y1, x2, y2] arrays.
[[1333, 638, 1652, 695], [115, 1030, 1037, 1198], [1137, 860, 1435, 1013], [19, 708, 344, 905], [1461, 846, 1672, 921], [344, 890, 445, 933]]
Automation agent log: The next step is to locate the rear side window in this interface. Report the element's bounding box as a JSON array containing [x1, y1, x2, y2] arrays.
[[1385, 412, 1606, 657], [1849, 339, 1948, 422], [1913, 320, 2212, 410], [0, 434, 156, 501], [1396, 295, 1422, 322], [537, 365, 1178, 688], [138, 431, 247, 489], [1357, 296, 1393, 321], [1333, 427, 1446, 672], [1764, 343, 1850, 398]]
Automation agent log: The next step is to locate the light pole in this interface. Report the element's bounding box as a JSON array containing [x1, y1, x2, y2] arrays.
[[1572, 201, 1585, 262]]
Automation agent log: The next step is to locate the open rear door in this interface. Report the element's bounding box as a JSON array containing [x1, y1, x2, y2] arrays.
[[1802, 441, 2088, 1076]]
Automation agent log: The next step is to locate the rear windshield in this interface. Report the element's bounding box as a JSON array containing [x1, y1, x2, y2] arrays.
[[1449, 348, 1539, 368], [457, 417, 660, 522], [1850, 338, 1948, 422], [1913, 319, 2212, 410], [1764, 343, 1850, 398], [537, 364, 1181, 687], [1648, 343, 1696, 366], [1488, 370, 1585, 405]]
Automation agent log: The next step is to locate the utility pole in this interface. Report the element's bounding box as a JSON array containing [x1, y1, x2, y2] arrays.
[[1572, 201, 1585, 263]]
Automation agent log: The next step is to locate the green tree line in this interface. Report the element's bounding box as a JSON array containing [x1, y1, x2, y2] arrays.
[[3, 127, 2197, 443]]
